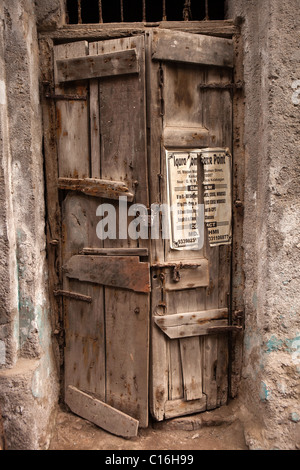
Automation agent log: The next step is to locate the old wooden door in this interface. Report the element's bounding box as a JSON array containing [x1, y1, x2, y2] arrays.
[[147, 29, 234, 420], [49, 29, 234, 436], [53, 36, 150, 438]]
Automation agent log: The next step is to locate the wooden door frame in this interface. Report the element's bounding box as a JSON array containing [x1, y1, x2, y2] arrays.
[[38, 19, 245, 403]]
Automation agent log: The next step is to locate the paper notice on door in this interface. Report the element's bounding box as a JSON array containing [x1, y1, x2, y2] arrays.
[[166, 150, 204, 251], [200, 148, 232, 247]]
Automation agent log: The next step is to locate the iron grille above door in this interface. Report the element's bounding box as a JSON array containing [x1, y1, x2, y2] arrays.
[[66, 0, 226, 24]]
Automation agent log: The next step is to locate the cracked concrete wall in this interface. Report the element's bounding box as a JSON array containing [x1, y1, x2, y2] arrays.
[[227, 0, 300, 450], [0, 0, 59, 450]]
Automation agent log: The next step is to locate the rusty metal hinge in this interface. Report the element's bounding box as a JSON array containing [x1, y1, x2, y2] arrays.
[[207, 325, 243, 334], [198, 80, 244, 90], [232, 309, 244, 327], [158, 64, 164, 116]]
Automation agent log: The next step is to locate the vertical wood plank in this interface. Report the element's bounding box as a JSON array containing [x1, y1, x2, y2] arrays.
[[146, 32, 164, 264], [98, 36, 148, 206], [166, 287, 206, 404], [201, 64, 232, 410], [89, 42, 101, 179], [40, 38, 62, 342], [150, 272, 169, 421], [64, 279, 105, 400], [202, 65, 220, 410], [168, 339, 183, 400], [105, 287, 149, 427], [179, 337, 203, 400], [54, 41, 90, 179]]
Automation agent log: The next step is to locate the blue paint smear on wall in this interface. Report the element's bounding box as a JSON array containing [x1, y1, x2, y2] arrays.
[[260, 381, 270, 402]]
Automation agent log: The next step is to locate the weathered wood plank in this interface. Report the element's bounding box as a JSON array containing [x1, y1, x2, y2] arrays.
[[65, 385, 139, 438], [164, 263, 209, 291], [179, 337, 203, 400], [64, 280, 106, 400], [58, 177, 134, 201], [163, 126, 211, 148], [156, 319, 228, 340], [81, 247, 148, 256], [40, 38, 62, 341], [201, 61, 232, 410], [64, 255, 151, 293], [152, 29, 234, 68], [105, 287, 149, 428], [56, 49, 139, 83], [154, 307, 228, 328], [164, 396, 207, 419], [98, 35, 148, 207], [145, 32, 165, 265], [88, 42, 101, 179], [168, 339, 183, 400], [38, 21, 236, 40], [150, 273, 169, 421], [54, 41, 90, 179], [54, 289, 92, 302]]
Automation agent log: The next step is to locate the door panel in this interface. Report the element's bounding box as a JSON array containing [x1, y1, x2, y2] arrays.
[[55, 36, 150, 434], [148, 29, 233, 420]]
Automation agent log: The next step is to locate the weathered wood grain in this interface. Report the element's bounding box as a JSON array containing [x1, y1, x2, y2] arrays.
[[64, 280, 106, 400], [65, 255, 150, 293], [164, 396, 207, 419], [58, 177, 134, 201], [164, 263, 209, 291], [54, 41, 90, 179], [156, 319, 228, 340], [56, 49, 139, 83], [105, 287, 150, 428], [89, 41, 101, 179], [154, 307, 228, 328], [65, 385, 139, 438], [163, 125, 210, 148], [180, 337, 203, 400], [38, 21, 236, 40], [152, 29, 234, 68]]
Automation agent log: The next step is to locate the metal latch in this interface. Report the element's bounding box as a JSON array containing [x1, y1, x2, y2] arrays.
[[198, 80, 244, 90]]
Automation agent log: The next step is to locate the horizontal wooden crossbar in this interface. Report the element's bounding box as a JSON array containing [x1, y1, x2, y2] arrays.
[[56, 49, 139, 83], [58, 177, 134, 201]]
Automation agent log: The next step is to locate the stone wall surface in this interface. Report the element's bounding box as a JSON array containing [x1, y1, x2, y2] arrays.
[[227, 0, 300, 450], [0, 0, 58, 450]]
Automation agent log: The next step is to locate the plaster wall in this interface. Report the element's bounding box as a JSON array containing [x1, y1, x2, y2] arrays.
[[227, 0, 300, 449], [0, 0, 58, 450]]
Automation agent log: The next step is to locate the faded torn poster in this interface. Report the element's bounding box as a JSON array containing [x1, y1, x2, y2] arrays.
[[166, 150, 204, 250], [200, 148, 232, 247]]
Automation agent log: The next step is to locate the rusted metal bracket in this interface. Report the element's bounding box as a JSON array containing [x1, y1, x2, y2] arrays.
[[43, 80, 87, 101], [151, 262, 204, 269], [198, 80, 244, 90], [207, 325, 243, 334], [54, 289, 92, 303], [232, 309, 244, 327], [45, 93, 87, 101]]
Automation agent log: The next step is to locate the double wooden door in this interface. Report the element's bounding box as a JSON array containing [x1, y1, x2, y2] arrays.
[[49, 29, 233, 437]]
